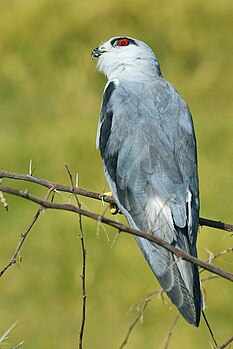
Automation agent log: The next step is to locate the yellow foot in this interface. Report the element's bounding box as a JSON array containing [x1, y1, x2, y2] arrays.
[[103, 192, 119, 215], [103, 191, 113, 198]]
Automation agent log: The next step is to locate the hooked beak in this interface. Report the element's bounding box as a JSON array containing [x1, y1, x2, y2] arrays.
[[91, 47, 105, 59]]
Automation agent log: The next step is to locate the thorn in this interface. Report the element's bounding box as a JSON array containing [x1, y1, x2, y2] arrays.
[[111, 230, 121, 248], [29, 159, 35, 176], [23, 189, 28, 195], [0, 190, 9, 211]]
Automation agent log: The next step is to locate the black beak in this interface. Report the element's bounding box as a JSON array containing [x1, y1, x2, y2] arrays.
[[91, 47, 105, 59]]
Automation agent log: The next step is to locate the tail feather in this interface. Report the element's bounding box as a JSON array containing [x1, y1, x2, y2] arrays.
[[135, 235, 201, 326]]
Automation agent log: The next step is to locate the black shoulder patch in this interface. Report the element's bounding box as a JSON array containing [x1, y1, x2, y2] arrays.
[[99, 81, 118, 182], [100, 81, 116, 120], [99, 81, 116, 154], [99, 109, 114, 154]]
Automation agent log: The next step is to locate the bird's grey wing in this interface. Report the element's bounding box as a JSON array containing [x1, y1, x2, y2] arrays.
[[98, 79, 201, 326]]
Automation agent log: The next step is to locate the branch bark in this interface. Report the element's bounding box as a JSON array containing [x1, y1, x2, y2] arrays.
[[0, 185, 233, 282], [0, 170, 233, 233]]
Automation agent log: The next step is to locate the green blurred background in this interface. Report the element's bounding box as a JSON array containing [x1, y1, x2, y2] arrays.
[[0, 0, 232, 348]]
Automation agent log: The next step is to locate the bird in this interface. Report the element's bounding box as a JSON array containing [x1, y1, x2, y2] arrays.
[[92, 36, 202, 326]]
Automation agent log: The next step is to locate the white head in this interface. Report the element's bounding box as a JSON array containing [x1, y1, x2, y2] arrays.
[[92, 36, 161, 81]]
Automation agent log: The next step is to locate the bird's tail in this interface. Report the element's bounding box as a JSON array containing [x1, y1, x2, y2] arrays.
[[135, 233, 201, 326]]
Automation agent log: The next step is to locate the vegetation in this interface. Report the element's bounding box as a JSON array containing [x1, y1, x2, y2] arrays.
[[0, 0, 232, 348]]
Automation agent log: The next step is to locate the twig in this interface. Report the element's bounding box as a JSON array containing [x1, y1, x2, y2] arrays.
[[219, 336, 233, 349], [0, 187, 54, 277], [0, 185, 233, 282], [120, 250, 230, 349], [201, 275, 221, 282], [207, 247, 233, 264], [0, 170, 232, 232], [119, 290, 162, 349], [64, 165, 87, 349], [163, 314, 180, 349], [127, 289, 162, 314], [119, 301, 148, 349], [118, 291, 158, 349], [200, 246, 233, 274], [200, 246, 232, 349]]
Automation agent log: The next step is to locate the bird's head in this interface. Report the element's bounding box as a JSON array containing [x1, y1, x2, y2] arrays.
[[92, 36, 161, 80]]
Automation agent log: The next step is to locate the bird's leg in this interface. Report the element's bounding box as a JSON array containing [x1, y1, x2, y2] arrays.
[[103, 192, 119, 215]]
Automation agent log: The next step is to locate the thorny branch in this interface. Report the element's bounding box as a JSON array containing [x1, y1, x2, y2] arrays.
[[118, 301, 148, 349], [199, 246, 233, 275], [120, 285, 231, 349], [119, 290, 161, 349], [120, 256, 232, 349], [0, 170, 233, 233], [0, 187, 54, 277], [64, 165, 87, 349], [0, 185, 233, 282], [0, 170, 232, 349], [206, 246, 233, 264]]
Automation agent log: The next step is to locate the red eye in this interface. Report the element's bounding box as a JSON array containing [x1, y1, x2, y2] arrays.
[[117, 38, 129, 46]]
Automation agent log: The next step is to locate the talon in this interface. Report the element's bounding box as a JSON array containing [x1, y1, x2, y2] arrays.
[[109, 203, 119, 215], [103, 191, 113, 197], [102, 192, 119, 215]]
